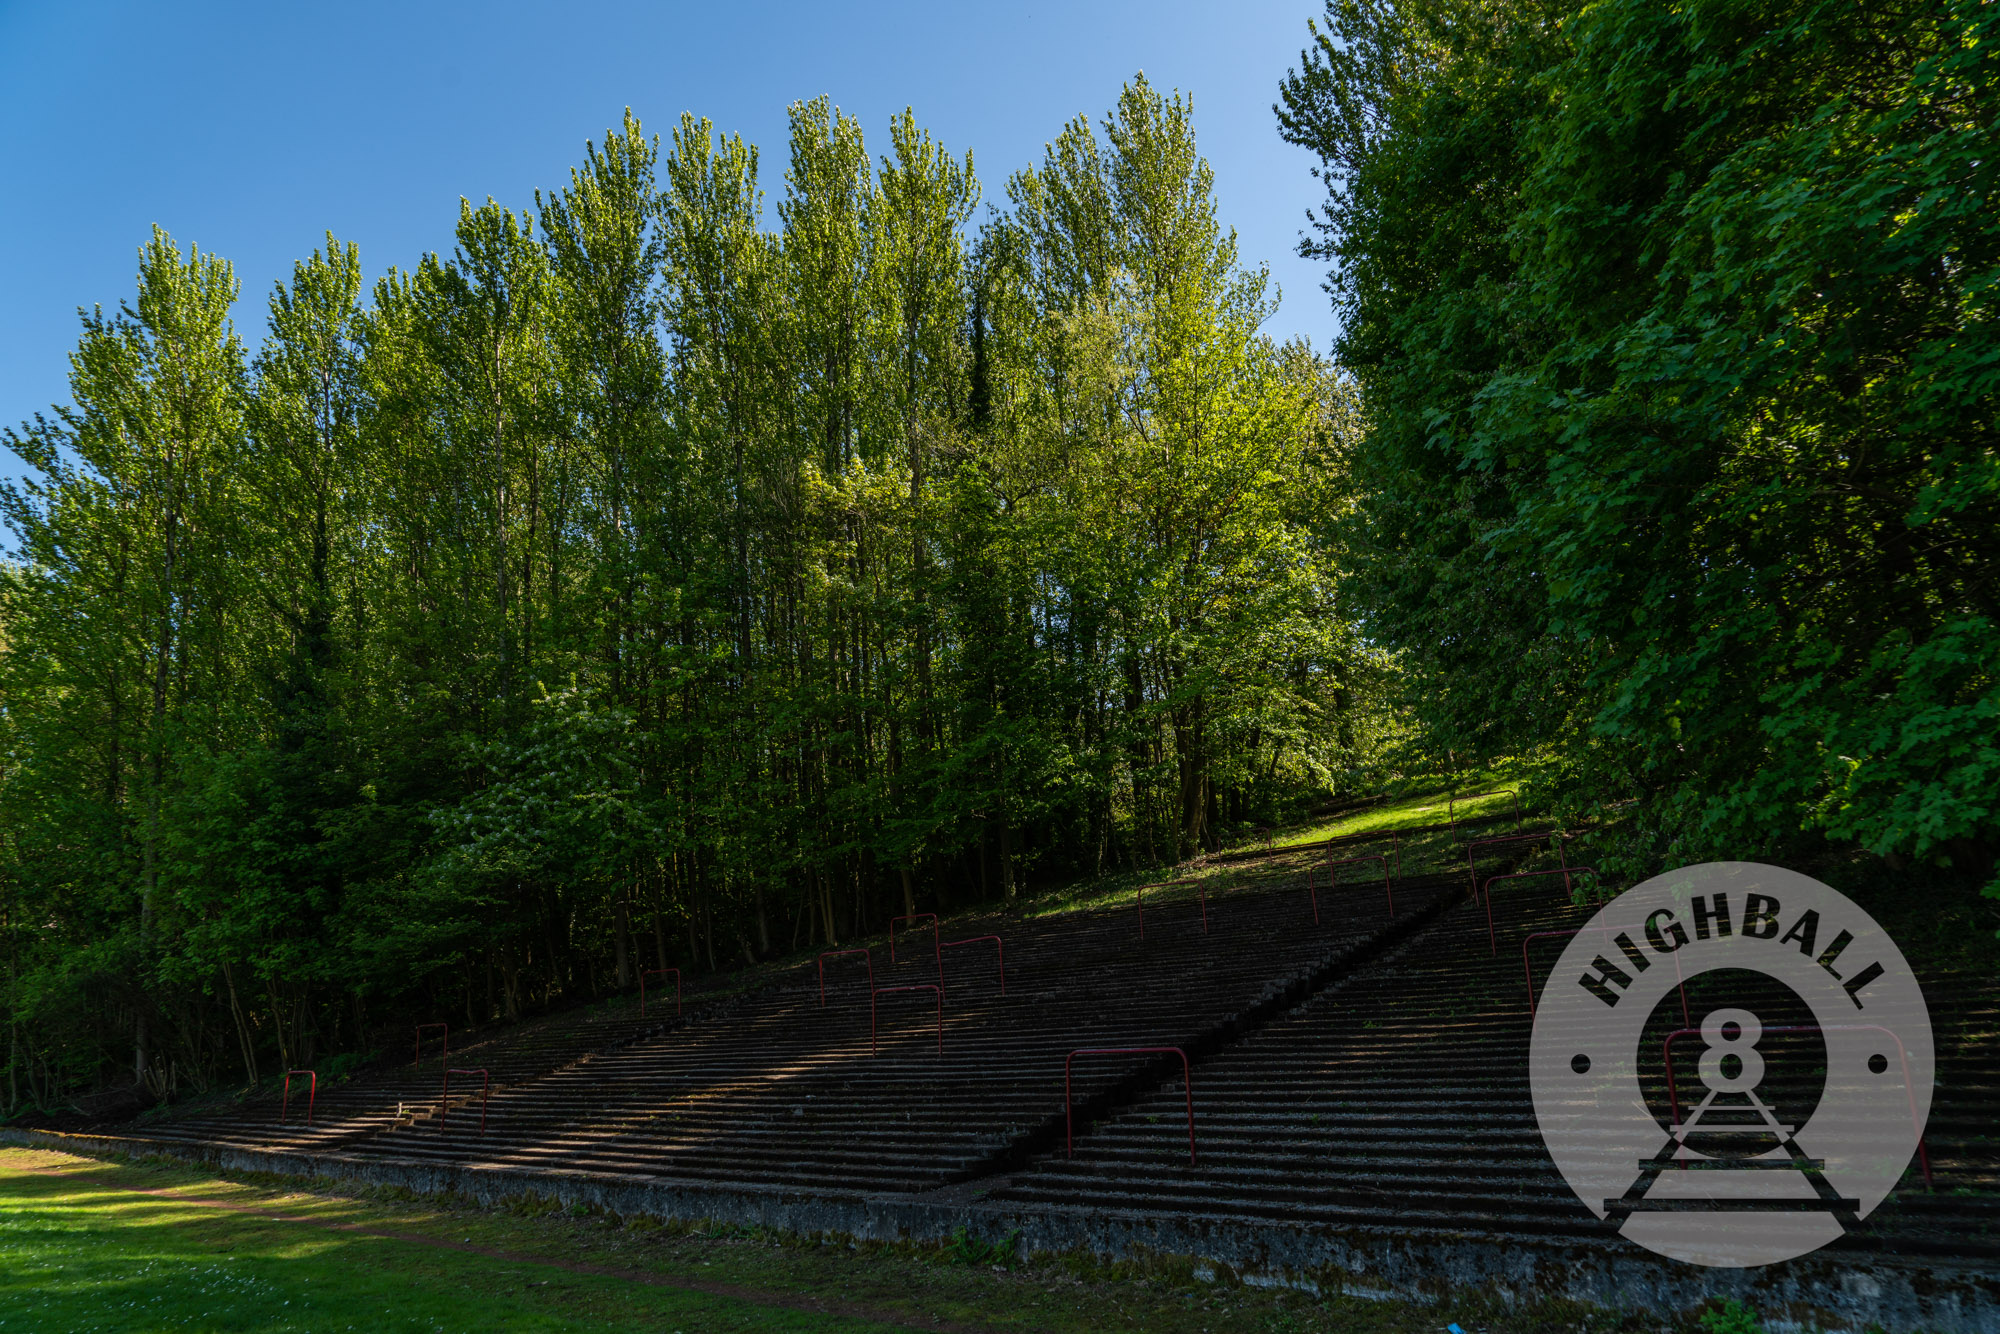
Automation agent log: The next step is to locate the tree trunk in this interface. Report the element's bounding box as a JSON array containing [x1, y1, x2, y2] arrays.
[[1000, 820, 1016, 902], [221, 962, 258, 1087], [614, 892, 632, 988]]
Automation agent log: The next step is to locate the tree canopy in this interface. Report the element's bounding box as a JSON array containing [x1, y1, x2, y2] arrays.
[[1279, 0, 1998, 879], [0, 82, 1380, 1107]]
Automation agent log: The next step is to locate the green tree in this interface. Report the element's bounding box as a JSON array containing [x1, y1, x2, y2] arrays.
[[1280, 0, 2000, 878]]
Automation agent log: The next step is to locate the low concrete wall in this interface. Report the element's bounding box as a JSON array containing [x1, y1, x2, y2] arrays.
[[7, 1125, 1992, 1333]]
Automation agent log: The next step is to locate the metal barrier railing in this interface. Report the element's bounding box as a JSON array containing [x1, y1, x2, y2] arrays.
[[413, 1022, 448, 1067], [1662, 1024, 1930, 1190], [1299, 833, 1399, 925], [1324, 853, 1395, 915], [1134, 883, 1205, 939], [641, 967, 681, 1018], [871, 984, 943, 1055], [280, 1069, 316, 1125], [890, 913, 940, 972], [1065, 1047, 1195, 1166], [1481, 866, 1603, 954], [440, 1067, 491, 1133], [1467, 829, 1569, 897], [817, 948, 874, 1007], [1449, 789, 1522, 839], [1521, 924, 1688, 1025], [941, 935, 1005, 995]]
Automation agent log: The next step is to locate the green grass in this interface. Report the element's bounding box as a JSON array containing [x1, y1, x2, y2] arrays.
[[1017, 794, 1490, 922], [1, 1147, 1684, 1334], [1018, 774, 1550, 921], [0, 1149, 901, 1333], [1280, 787, 1514, 843], [1266, 759, 1555, 851]]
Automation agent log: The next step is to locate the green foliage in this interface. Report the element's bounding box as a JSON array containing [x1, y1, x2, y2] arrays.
[[1698, 1298, 1763, 1334], [0, 85, 1378, 1106], [1280, 0, 2000, 884], [941, 1226, 1020, 1267]]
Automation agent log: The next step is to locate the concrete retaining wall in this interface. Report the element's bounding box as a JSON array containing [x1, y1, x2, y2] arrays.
[[7, 1125, 1992, 1333]]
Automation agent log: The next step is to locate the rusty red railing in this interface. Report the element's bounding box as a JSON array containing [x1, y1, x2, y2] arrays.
[[1135, 884, 1161, 939], [1065, 1047, 1195, 1166], [641, 967, 681, 1018], [440, 1067, 491, 1134], [1662, 1024, 1930, 1190], [1134, 882, 1205, 939], [871, 984, 943, 1055], [1481, 866, 1603, 954], [280, 1069, 316, 1125], [1521, 924, 1688, 1025], [817, 948, 874, 1007], [941, 935, 1005, 995], [1467, 829, 1570, 897], [1324, 853, 1394, 915], [413, 1022, 448, 1068], [1449, 789, 1522, 838], [889, 912, 941, 972]]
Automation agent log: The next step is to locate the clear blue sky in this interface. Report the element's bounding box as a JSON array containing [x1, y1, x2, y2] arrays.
[[0, 0, 1333, 484]]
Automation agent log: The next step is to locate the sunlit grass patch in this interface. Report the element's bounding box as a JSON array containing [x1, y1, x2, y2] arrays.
[[1017, 782, 1536, 921], [0, 1147, 1678, 1334], [0, 1149, 894, 1332]]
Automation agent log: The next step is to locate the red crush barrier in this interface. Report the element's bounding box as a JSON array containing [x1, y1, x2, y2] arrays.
[[1324, 853, 1394, 915], [1467, 829, 1570, 897], [941, 936, 1005, 995], [441, 1067, 491, 1134], [1481, 867, 1603, 954], [1448, 789, 1522, 838], [413, 1022, 448, 1068], [889, 913, 940, 972], [641, 967, 681, 1018], [280, 1069, 316, 1125], [1134, 883, 1205, 939], [817, 948, 874, 1006], [1521, 925, 1688, 1025], [871, 984, 943, 1055], [1663, 1025, 1930, 1190], [1135, 884, 1160, 939], [1065, 1047, 1195, 1166]]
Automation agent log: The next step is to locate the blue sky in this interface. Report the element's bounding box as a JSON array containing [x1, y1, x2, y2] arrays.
[[0, 0, 1333, 484]]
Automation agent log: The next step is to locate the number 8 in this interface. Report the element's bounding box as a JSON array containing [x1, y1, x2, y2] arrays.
[[1697, 1007, 1765, 1093]]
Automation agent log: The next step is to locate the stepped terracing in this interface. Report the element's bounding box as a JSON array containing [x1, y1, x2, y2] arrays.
[[16, 820, 1996, 1332]]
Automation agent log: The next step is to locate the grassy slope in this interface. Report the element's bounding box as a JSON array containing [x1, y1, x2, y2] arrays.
[[0, 1148, 1672, 1334], [1021, 774, 1540, 920]]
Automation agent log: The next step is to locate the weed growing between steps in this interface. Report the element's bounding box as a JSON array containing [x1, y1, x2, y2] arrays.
[[4, 1146, 1739, 1334]]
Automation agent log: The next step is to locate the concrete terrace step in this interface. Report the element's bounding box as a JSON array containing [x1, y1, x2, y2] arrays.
[[132, 863, 1456, 1194], [28, 837, 1994, 1331], [989, 877, 2000, 1265]]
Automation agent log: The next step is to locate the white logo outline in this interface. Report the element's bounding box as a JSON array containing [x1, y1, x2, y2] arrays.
[[1528, 862, 1933, 1268]]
